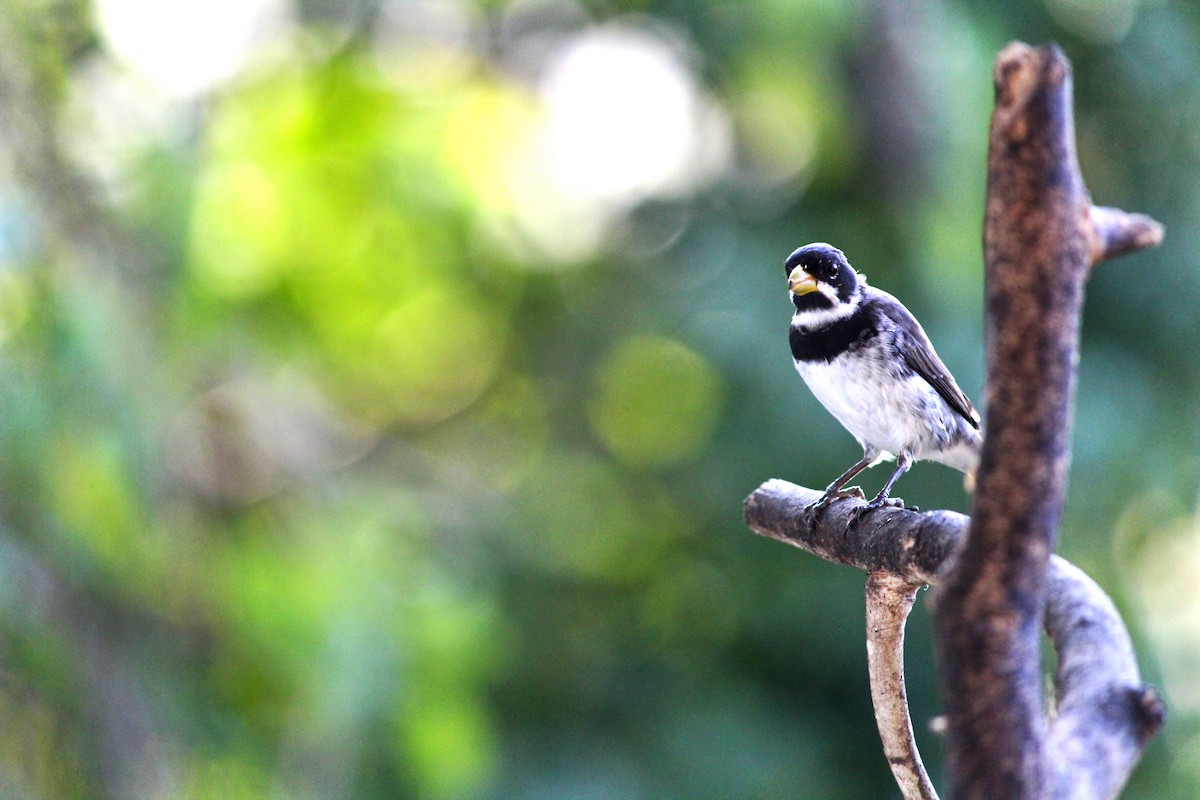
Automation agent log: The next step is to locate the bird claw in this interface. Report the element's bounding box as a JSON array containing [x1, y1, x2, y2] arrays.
[[845, 497, 904, 530], [859, 495, 907, 514], [806, 486, 866, 513]]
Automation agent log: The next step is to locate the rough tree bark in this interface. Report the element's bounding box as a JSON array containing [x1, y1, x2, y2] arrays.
[[936, 42, 1162, 799], [744, 42, 1165, 800]]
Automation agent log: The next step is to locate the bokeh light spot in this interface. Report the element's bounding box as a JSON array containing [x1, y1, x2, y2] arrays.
[[442, 83, 539, 215], [589, 335, 722, 468], [94, 0, 287, 96], [371, 286, 504, 427], [398, 687, 497, 800], [1122, 505, 1200, 714], [1045, 0, 1140, 44], [538, 23, 730, 207], [515, 451, 684, 580], [190, 160, 288, 298], [48, 432, 146, 579]]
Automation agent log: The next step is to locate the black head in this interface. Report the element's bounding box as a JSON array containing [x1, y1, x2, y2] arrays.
[[784, 242, 861, 312]]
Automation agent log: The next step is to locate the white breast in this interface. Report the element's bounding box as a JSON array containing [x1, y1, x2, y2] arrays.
[[794, 354, 975, 471]]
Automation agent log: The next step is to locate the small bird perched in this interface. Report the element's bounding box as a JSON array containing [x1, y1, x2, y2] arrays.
[[785, 242, 981, 510]]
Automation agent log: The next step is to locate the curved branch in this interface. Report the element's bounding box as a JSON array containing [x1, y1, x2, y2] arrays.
[[743, 480, 1164, 798], [866, 572, 939, 800], [1045, 560, 1167, 800]]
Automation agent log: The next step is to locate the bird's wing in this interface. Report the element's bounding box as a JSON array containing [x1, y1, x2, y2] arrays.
[[876, 291, 980, 429], [902, 337, 980, 429]]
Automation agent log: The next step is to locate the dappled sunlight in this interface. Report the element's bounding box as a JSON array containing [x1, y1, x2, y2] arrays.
[[373, 0, 480, 94], [450, 20, 734, 265], [186, 55, 519, 429]]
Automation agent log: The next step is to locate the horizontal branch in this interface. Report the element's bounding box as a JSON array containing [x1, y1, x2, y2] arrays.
[[743, 479, 964, 586], [743, 479, 1163, 798]]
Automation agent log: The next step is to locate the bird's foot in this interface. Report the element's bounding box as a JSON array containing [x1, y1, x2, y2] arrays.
[[847, 495, 909, 525], [857, 494, 907, 514], [807, 485, 866, 513]]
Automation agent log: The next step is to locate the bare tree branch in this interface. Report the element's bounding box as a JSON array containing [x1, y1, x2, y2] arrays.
[[743, 479, 963, 586], [1087, 207, 1164, 265], [931, 41, 1164, 799], [748, 37, 1167, 800], [866, 572, 939, 800], [743, 480, 1165, 799], [1045, 560, 1167, 800]]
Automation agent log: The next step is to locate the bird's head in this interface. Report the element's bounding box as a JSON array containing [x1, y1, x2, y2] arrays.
[[785, 242, 862, 322]]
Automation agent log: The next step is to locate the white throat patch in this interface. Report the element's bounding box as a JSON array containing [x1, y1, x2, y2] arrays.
[[792, 286, 860, 329]]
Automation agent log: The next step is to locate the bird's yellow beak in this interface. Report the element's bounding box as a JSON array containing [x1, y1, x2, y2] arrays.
[[788, 266, 818, 296]]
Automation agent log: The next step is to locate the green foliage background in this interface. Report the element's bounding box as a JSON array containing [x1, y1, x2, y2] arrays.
[[0, 0, 1197, 798]]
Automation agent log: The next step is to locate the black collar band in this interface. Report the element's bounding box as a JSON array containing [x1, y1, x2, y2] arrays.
[[789, 303, 877, 363]]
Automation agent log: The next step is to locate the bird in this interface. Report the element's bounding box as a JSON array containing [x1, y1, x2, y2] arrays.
[[784, 242, 981, 511]]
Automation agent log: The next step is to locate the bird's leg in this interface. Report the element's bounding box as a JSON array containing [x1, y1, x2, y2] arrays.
[[862, 452, 914, 510], [810, 451, 876, 510]]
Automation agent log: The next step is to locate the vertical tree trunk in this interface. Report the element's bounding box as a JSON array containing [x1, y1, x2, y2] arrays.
[[933, 42, 1162, 799]]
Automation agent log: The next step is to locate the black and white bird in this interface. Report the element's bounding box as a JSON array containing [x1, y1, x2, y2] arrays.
[[785, 242, 981, 510]]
